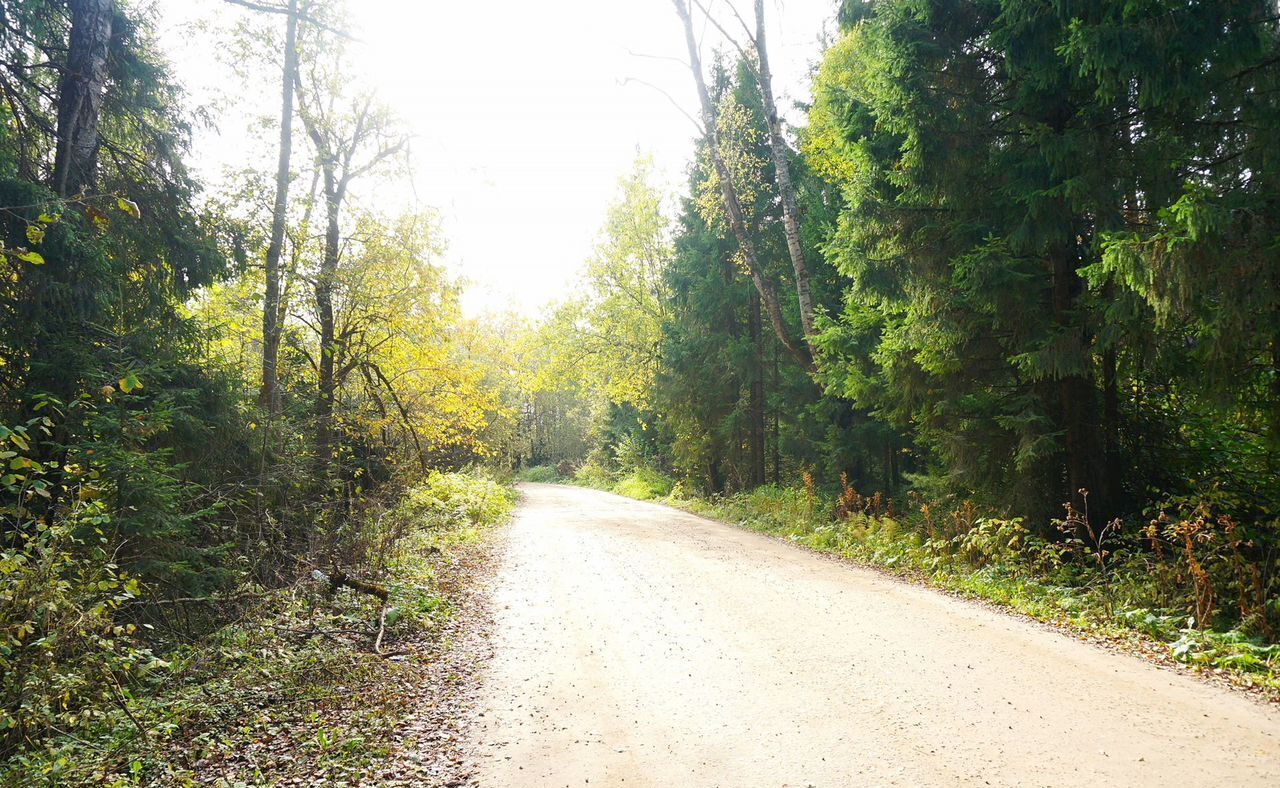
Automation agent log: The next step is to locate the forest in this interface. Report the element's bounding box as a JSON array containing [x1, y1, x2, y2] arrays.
[[1, 0, 1279, 784]]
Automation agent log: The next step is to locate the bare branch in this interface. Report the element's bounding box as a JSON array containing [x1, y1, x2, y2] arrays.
[[722, 0, 757, 45], [620, 77, 704, 133], [690, 0, 755, 68], [221, 0, 357, 41], [627, 49, 690, 68]]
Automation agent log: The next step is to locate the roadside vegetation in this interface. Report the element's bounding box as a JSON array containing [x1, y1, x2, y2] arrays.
[[0, 1, 526, 783], [4, 471, 513, 784]]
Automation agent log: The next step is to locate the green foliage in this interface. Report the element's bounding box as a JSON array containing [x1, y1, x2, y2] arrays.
[[0, 392, 232, 763], [654, 61, 883, 496], [804, 0, 1280, 529], [0, 0, 525, 775], [1, 471, 513, 784], [531, 156, 672, 408], [573, 457, 616, 489], [0, 503, 160, 763], [2, 0, 1279, 772], [515, 464, 562, 483], [611, 467, 675, 501], [394, 471, 516, 534]]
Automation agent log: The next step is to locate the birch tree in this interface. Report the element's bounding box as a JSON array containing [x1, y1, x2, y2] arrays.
[[670, 0, 811, 370], [750, 0, 815, 340]]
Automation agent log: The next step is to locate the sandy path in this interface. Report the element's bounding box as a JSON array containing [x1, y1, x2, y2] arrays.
[[467, 483, 1280, 787]]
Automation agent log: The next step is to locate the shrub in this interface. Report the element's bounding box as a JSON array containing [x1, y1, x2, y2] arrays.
[[612, 468, 674, 500], [1, 515, 167, 762], [0, 412, 171, 761], [667, 479, 695, 502], [612, 433, 652, 473], [393, 471, 515, 532], [515, 465, 560, 483], [574, 458, 615, 488], [954, 517, 1032, 569]]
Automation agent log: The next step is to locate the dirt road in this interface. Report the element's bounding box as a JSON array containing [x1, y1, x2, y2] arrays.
[[467, 483, 1280, 786]]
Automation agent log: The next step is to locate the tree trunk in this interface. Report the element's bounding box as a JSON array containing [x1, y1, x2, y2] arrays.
[[260, 0, 299, 413], [1060, 374, 1099, 514], [753, 0, 815, 340], [1102, 344, 1120, 507], [771, 340, 781, 484], [314, 180, 339, 476], [53, 0, 113, 197], [1050, 241, 1102, 523], [671, 0, 811, 371], [1042, 93, 1102, 525], [1272, 334, 1280, 452], [748, 288, 766, 488]]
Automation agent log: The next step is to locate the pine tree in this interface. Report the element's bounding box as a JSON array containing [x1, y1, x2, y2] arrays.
[[811, 0, 1280, 521]]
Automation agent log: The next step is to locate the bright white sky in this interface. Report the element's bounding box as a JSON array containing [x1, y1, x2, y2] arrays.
[[154, 0, 837, 316]]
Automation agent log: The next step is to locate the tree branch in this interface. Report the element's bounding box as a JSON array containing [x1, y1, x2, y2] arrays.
[[221, 0, 357, 41]]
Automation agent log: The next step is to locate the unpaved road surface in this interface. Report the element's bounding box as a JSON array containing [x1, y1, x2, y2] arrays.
[[468, 483, 1280, 786]]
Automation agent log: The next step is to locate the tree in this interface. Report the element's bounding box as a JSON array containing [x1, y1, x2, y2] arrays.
[[806, 0, 1108, 516], [670, 0, 810, 369], [221, 0, 356, 416], [224, 0, 303, 414], [807, 0, 1280, 523], [324, 211, 503, 472], [656, 84, 881, 494], [535, 155, 672, 408], [750, 0, 815, 340], [294, 36, 404, 475], [0, 0, 232, 597], [658, 174, 764, 490], [52, 0, 112, 197]]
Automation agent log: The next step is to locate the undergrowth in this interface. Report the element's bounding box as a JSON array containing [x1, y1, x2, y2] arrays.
[[3, 471, 514, 786]]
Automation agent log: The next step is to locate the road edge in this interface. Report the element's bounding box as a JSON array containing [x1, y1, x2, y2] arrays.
[[563, 482, 1280, 708]]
